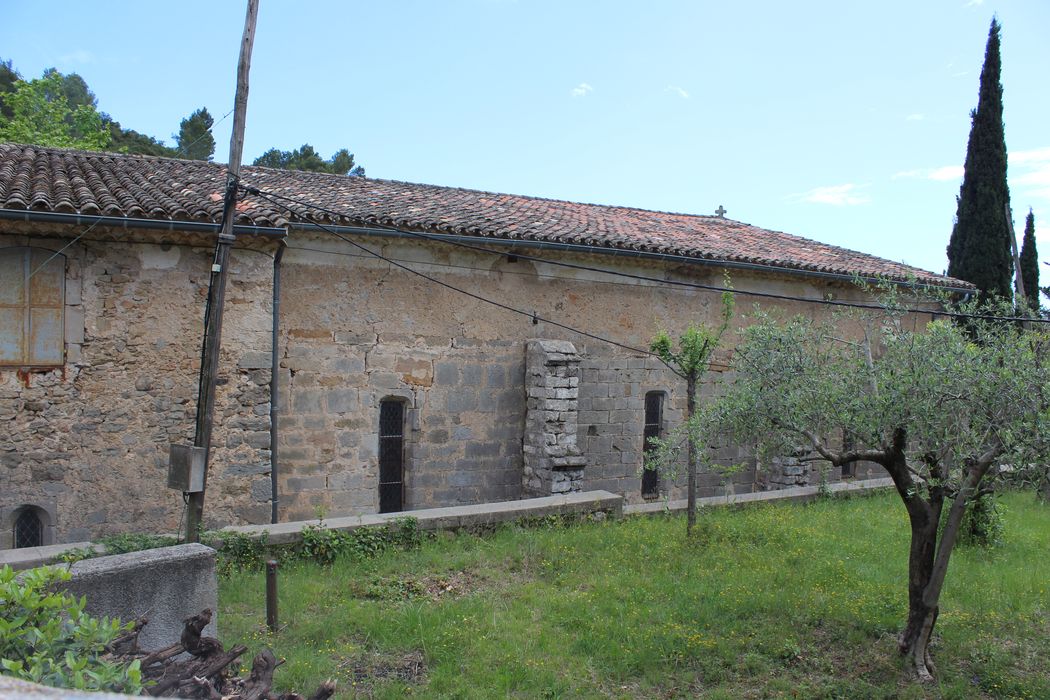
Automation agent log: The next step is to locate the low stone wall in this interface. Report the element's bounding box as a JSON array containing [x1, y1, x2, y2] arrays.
[[222, 490, 624, 546], [59, 544, 218, 651]]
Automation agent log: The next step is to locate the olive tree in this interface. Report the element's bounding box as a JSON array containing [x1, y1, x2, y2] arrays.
[[648, 291, 733, 534], [711, 307, 1049, 681]]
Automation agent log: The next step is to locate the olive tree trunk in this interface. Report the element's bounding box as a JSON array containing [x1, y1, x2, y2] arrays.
[[887, 446, 993, 681], [686, 373, 697, 534]]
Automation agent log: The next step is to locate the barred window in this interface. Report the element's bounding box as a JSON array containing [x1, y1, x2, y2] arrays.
[[0, 247, 65, 366], [641, 391, 664, 498], [378, 399, 405, 513], [13, 507, 44, 549]]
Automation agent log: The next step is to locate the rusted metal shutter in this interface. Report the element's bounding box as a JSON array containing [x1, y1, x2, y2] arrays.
[[0, 247, 64, 366]]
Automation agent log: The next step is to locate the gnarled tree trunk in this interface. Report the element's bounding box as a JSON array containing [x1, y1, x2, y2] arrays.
[[897, 506, 940, 681]]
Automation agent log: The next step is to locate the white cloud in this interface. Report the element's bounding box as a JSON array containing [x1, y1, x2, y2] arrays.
[[891, 147, 1050, 210], [791, 184, 871, 206], [59, 49, 94, 65], [1011, 147, 1050, 165], [571, 82, 593, 98], [1011, 147, 1050, 207], [928, 165, 964, 181], [665, 85, 689, 99], [906, 113, 924, 121], [964, 0, 984, 7]]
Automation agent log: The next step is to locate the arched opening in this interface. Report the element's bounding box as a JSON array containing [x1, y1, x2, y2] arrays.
[[378, 398, 406, 513], [642, 391, 665, 498], [13, 505, 45, 548]]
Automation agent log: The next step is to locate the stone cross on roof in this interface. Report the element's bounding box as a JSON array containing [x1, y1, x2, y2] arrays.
[[715, 205, 727, 218]]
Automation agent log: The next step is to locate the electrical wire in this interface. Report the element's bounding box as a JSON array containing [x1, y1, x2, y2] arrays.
[[27, 215, 107, 279], [250, 188, 710, 374], [176, 107, 234, 159], [243, 184, 1050, 325], [28, 108, 236, 280]]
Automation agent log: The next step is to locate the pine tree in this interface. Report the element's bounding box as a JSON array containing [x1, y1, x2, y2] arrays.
[[175, 107, 215, 161], [946, 18, 1013, 301], [1019, 209, 1039, 310]]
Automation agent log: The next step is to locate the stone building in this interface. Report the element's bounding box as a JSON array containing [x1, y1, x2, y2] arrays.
[[0, 144, 970, 548]]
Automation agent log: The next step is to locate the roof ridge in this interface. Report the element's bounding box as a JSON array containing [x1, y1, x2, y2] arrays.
[[0, 142, 970, 289], [3, 142, 731, 224]]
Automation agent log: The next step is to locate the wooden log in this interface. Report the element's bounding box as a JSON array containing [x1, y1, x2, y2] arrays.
[[106, 616, 148, 656], [149, 644, 246, 697], [307, 680, 338, 700], [276, 680, 337, 700], [180, 608, 213, 655], [240, 647, 279, 700]]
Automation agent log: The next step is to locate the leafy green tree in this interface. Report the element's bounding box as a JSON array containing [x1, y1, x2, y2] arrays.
[[711, 304, 1049, 681], [253, 143, 365, 176], [648, 290, 733, 534], [946, 18, 1013, 302], [106, 119, 179, 157], [0, 71, 109, 149], [175, 107, 215, 161], [0, 58, 19, 119], [1019, 209, 1039, 311]]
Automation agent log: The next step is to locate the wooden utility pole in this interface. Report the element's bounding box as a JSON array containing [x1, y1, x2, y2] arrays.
[[186, 0, 259, 542]]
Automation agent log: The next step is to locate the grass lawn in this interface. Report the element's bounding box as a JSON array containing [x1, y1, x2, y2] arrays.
[[219, 491, 1050, 699]]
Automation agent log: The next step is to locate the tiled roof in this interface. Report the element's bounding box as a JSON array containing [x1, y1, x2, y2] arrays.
[[0, 144, 967, 288]]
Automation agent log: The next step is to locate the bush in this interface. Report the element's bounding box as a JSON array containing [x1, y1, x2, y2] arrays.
[[0, 565, 143, 694], [960, 490, 1006, 548], [299, 517, 426, 566], [209, 530, 269, 578]]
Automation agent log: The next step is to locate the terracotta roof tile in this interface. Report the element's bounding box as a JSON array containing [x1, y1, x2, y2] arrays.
[[0, 143, 967, 288]]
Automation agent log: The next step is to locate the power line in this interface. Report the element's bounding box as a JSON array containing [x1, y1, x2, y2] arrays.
[[28, 215, 107, 279], [28, 107, 236, 280], [176, 107, 234, 159], [250, 189, 712, 374], [243, 184, 1050, 326]]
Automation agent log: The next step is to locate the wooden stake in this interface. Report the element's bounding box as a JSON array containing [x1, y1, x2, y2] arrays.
[[186, 0, 259, 542]]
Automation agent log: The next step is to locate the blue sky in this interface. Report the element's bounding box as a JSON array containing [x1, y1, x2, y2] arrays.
[[2, 0, 1048, 279]]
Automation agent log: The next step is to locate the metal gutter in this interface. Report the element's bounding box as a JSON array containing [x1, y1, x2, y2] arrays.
[[0, 209, 287, 238], [287, 222, 973, 294], [270, 242, 285, 524]]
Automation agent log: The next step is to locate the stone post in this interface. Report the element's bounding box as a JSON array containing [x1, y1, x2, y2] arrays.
[[523, 340, 586, 496]]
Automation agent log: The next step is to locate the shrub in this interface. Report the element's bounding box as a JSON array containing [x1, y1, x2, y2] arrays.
[[0, 565, 143, 694], [299, 517, 426, 566]]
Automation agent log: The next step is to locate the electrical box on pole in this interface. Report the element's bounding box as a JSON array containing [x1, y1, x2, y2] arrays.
[[184, 0, 259, 542]]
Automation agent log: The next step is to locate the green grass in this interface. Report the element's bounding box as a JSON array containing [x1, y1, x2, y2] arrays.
[[219, 491, 1050, 699]]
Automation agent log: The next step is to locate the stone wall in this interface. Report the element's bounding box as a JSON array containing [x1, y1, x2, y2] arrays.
[[275, 328, 525, 522], [522, 339, 585, 496], [1, 227, 277, 547], [3, 224, 895, 544]]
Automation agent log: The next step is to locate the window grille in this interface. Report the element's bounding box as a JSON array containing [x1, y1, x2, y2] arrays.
[[14, 508, 43, 549], [0, 247, 65, 366], [378, 399, 405, 513], [642, 391, 664, 497]]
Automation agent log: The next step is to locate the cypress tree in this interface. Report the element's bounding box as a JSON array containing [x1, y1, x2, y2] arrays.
[[1019, 209, 1039, 310], [946, 18, 1013, 301]]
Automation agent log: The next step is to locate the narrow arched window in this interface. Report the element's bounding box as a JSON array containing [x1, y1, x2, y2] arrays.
[[13, 507, 44, 548], [0, 247, 65, 366], [378, 399, 405, 513], [641, 391, 664, 498]]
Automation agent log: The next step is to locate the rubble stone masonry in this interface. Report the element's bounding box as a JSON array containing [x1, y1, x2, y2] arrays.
[[3, 226, 890, 546]]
